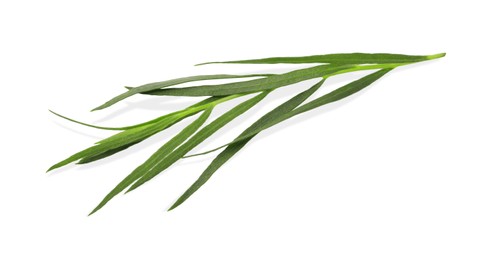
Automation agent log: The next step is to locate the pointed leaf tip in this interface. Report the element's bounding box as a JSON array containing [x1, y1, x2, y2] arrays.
[[427, 53, 446, 60]]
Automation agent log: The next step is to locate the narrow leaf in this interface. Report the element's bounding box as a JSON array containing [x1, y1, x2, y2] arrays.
[[89, 108, 213, 215], [170, 79, 326, 210], [47, 95, 243, 171], [92, 74, 270, 111], [50, 96, 223, 131], [197, 52, 446, 65], [47, 116, 179, 172], [145, 64, 353, 97], [126, 91, 270, 192], [77, 142, 138, 164], [170, 69, 391, 210], [185, 69, 393, 158]]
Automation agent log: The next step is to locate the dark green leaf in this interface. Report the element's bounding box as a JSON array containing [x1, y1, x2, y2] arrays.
[[146, 64, 353, 97], [185, 68, 393, 159], [169, 69, 391, 210], [125, 91, 270, 193], [169, 79, 326, 210], [77, 142, 139, 164], [89, 108, 213, 215], [197, 52, 446, 65], [92, 74, 270, 111], [47, 95, 244, 172], [47, 116, 180, 172]]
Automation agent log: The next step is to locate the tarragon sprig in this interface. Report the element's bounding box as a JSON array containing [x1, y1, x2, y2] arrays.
[[47, 52, 445, 215]]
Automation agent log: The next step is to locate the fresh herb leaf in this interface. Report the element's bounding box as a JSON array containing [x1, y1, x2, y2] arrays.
[[92, 74, 270, 111], [197, 52, 446, 65], [171, 69, 390, 210], [126, 91, 270, 193], [170, 79, 326, 210], [146, 64, 351, 96], [89, 108, 213, 215]]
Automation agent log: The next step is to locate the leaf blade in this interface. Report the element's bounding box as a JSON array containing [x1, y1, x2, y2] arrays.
[[47, 96, 241, 171], [46, 115, 180, 172], [169, 69, 391, 209], [77, 142, 139, 164], [89, 108, 213, 215], [185, 68, 393, 158], [125, 91, 270, 192], [169, 79, 326, 210], [92, 74, 270, 111], [198, 52, 446, 65], [148, 64, 353, 97]]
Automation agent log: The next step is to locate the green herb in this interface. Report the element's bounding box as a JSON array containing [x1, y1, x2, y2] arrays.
[[47, 52, 445, 215]]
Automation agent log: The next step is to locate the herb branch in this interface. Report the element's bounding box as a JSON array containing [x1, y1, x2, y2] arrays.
[[47, 52, 445, 215]]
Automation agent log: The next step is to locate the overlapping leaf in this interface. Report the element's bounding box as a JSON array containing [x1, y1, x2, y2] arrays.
[[126, 91, 269, 192], [170, 69, 391, 209], [169, 79, 326, 209], [92, 74, 270, 111], [142, 64, 352, 97], [47, 96, 237, 170], [90, 108, 213, 215]]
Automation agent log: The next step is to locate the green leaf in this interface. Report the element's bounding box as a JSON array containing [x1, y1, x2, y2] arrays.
[[49, 110, 162, 131], [170, 69, 391, 210], [125, 91, 270, 193], [169, 79, 326, 210], [92, 74, 270, 111], [144, 64, 354, 97], [50, 97, 224, 131], [197, 52, 446, 65], [47, 115, 181, 172], [89, 108, 213, 215], [286, 69, 392, 117], [77, 142, 139, 164], [186, 68, 394, 158], [47, 96, 245, 171]]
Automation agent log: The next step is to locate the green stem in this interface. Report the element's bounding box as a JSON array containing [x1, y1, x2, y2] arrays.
[[155, 93, 246, 123]]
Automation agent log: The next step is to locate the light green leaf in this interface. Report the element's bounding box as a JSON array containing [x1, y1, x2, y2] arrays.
[[50, 96, 224, 131]]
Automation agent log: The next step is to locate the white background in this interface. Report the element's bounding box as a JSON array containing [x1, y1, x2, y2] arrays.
[[1, 0, 493, 259]]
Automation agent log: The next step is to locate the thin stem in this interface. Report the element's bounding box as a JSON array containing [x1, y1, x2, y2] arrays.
[[149, 93, 248, 125]]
